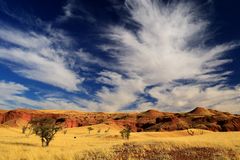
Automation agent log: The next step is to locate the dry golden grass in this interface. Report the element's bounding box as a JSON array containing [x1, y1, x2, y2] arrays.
[[0, 124, 239, 160]]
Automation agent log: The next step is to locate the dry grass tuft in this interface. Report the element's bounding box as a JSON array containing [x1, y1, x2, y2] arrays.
[[74, 142, 239, 160]]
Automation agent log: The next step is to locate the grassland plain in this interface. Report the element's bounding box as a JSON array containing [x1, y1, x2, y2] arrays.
[[0, 124, 239, 160]]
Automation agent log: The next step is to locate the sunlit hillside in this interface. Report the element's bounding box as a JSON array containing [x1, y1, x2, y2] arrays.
[[0, 124, 239, 160]]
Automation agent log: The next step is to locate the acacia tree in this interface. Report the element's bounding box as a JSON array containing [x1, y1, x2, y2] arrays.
[[29, 118, 62, 147], [87, 127, 94, 134]]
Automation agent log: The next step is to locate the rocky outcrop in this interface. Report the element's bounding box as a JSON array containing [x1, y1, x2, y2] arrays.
[[0, 107, 240, 132]]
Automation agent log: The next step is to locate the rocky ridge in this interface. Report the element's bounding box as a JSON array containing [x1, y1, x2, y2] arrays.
[[0, 107, 239, 132]]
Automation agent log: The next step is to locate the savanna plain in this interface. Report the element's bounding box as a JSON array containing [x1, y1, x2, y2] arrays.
[[0, 123, 240, 160]]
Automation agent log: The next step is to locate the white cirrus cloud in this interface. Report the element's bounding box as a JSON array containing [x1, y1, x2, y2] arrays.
[[147, 84, 240, 113], [72, 71, 146, 112], [93, 71, 146, 111], [96, 0, 240, 112], [0, 81, 28, 99], [0, 81, 86, 110], [0, 26, 51, 49], [57, 0, 96, 23], [101, 0, 238, 85], [0, 26, 83, 92]]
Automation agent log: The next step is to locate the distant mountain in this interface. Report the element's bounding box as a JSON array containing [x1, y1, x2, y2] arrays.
[[0, 107, 240, 132]]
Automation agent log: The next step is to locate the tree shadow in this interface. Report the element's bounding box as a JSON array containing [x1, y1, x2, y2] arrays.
[[0, 141, 37, 147]]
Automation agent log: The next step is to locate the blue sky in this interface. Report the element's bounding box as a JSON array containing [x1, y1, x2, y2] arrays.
[[0, 0, 240, 113]]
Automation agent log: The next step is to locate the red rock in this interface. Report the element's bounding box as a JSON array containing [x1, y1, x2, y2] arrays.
[[0, 107, 240, 132]]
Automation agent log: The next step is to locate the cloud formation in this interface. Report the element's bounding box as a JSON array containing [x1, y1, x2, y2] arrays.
[[94, 71, 145, 111], [0, 0, 239, 113], [102, 0, 237, 84], [0, 81, 28, 99], [96, 0, 240, 112], [147, 83, 240, 113], [0, 26, 82, 91], [0, 81, 86, 110], [57, 0, 96, 23]]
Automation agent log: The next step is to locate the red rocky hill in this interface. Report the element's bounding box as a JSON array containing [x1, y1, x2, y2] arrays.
[[0, 107, 240, 132]]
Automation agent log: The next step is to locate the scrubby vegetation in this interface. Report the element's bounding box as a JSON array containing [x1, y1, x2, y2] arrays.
[[97, 129, 101, 134], [87, 127, 94, 134], [74, 142, 239, 160], [63, 129, 67, 135], [187, 129, 195, 136], [104, 127, 110, 133], [0, 125, 239, 160], [120, 128, 131, 140], [22, 125, 27, 134]]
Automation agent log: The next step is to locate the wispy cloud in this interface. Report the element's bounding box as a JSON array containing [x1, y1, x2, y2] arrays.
[[57, 0, 96, 23], [0, 26, 51, 49], [0, 0, 38, 26], [96, 0, 240, 112], [0, 0, 239, 113], [93, 71, 145, 111], [0, 26, 83, 92], [0, 81, 28, 99], [102, 0, 238, 84], [0, 81, 86, 110], [147, 83, 240, 113]]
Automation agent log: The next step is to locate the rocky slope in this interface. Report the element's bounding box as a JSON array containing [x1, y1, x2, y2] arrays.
[[0, 107, 240, 132]]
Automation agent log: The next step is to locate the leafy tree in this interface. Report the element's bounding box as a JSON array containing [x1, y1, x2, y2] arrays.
[[29, 118, 63, 147], [120, 126, 131, 140], [87, 127, 94, 134]]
